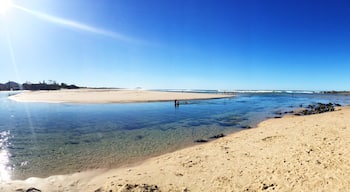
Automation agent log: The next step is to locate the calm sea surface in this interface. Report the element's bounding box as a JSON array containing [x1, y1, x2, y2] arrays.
[[1, 91, 350, 180]]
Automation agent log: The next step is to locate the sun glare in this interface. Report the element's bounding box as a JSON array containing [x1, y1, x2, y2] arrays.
[[0, 0, 13, 15]]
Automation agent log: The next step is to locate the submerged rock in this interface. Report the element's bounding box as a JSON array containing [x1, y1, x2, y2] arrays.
[[209, 133, 225, 139], [240, 125, 252, 129], [65, 141, 80, 145], [195, 133, 226, 143], [135, 135, 144, 140]]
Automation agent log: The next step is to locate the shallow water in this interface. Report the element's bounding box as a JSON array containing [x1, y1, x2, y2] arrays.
[[0, 92, 350, 180]]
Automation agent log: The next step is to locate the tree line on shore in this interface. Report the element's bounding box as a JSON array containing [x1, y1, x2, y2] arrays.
[[0, 81, 80, 91]]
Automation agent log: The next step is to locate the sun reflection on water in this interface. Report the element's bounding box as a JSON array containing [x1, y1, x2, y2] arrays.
[[0, 131, 12, 181]]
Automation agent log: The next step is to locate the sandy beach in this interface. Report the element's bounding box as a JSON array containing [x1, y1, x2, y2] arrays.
[[1, 106, 350, 191], [8, 89, 232, 103]]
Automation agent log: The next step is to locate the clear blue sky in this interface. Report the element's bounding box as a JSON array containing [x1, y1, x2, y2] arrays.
[[0, 0, 350, 90]]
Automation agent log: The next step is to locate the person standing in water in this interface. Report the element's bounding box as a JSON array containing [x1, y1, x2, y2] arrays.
[[174, 99, 180, 108]]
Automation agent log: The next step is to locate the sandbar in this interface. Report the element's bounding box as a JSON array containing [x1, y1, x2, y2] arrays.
[[1, 107, 350, 191], [8, 89, 233, 103]]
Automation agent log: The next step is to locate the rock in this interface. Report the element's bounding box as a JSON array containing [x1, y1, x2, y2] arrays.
[[209, 133, 225, 139], [194, 139, 208, 143], [294, 103, 336, 116], [308, 104, 315, 109], [26, 188, 41, 192], [262, 183, 276, 190], [274, 111, 283, 115], [65, 141, 80, 145], [135, 135, 144, 140], [118, 184, 160, 192]]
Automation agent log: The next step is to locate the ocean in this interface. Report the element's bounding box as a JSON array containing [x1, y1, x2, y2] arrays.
[[1, 91, 350, 180]]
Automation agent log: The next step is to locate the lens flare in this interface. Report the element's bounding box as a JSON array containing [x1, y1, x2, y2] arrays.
[[0, 0, 13, 15]]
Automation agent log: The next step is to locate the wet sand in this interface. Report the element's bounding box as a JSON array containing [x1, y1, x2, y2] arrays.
[[2, 107, 350, 191], [9, 89, 232, 103]]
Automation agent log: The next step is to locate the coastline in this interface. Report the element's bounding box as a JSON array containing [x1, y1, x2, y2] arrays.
[[8, 89, 233, 103], [2, 107, 350, 191]]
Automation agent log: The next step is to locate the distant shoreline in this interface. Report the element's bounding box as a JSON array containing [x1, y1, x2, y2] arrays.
[[322, 91, 350, 94], [3, 88, 350, 94], [8, 89, 233, 104]]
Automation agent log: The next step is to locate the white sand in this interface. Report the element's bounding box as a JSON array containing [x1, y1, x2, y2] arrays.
[[2, 107, 350, 191], [9, 89, 232, 103]]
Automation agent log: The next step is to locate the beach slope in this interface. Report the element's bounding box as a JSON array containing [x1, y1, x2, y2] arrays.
[[2, 107, 350, 191], [8, 89, 232, 103]]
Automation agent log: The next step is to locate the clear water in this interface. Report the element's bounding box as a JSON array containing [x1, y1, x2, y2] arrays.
[[1, 92, 350, 180]]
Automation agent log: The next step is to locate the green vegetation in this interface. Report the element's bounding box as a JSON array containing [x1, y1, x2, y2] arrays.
[[0, 81, 79, 91]]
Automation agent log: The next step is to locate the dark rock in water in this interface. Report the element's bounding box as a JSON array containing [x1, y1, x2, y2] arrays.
[[274, 111, 283, 115], [83, 137, 101, 143], [194, 139, 208, 143], [335, 103, 342, 107], [83, 139, 92, 143], [274, 110, 294, 118], [65, 141, 79, 145], [135, 135, 144, 140], [209, 133, 225, 139], [284, 111, 294, 114], [218, 122, 238, 127], [26, 188, 41, 192], [308, 104, 315, 109], [241, 125, 252, 129], [216, 116, 242, 127], [241, 117, 249, 121]]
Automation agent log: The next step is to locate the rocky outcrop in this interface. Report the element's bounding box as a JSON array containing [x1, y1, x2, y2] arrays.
[[295, 103, 341, 116], [195, 133, 226, 143]]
